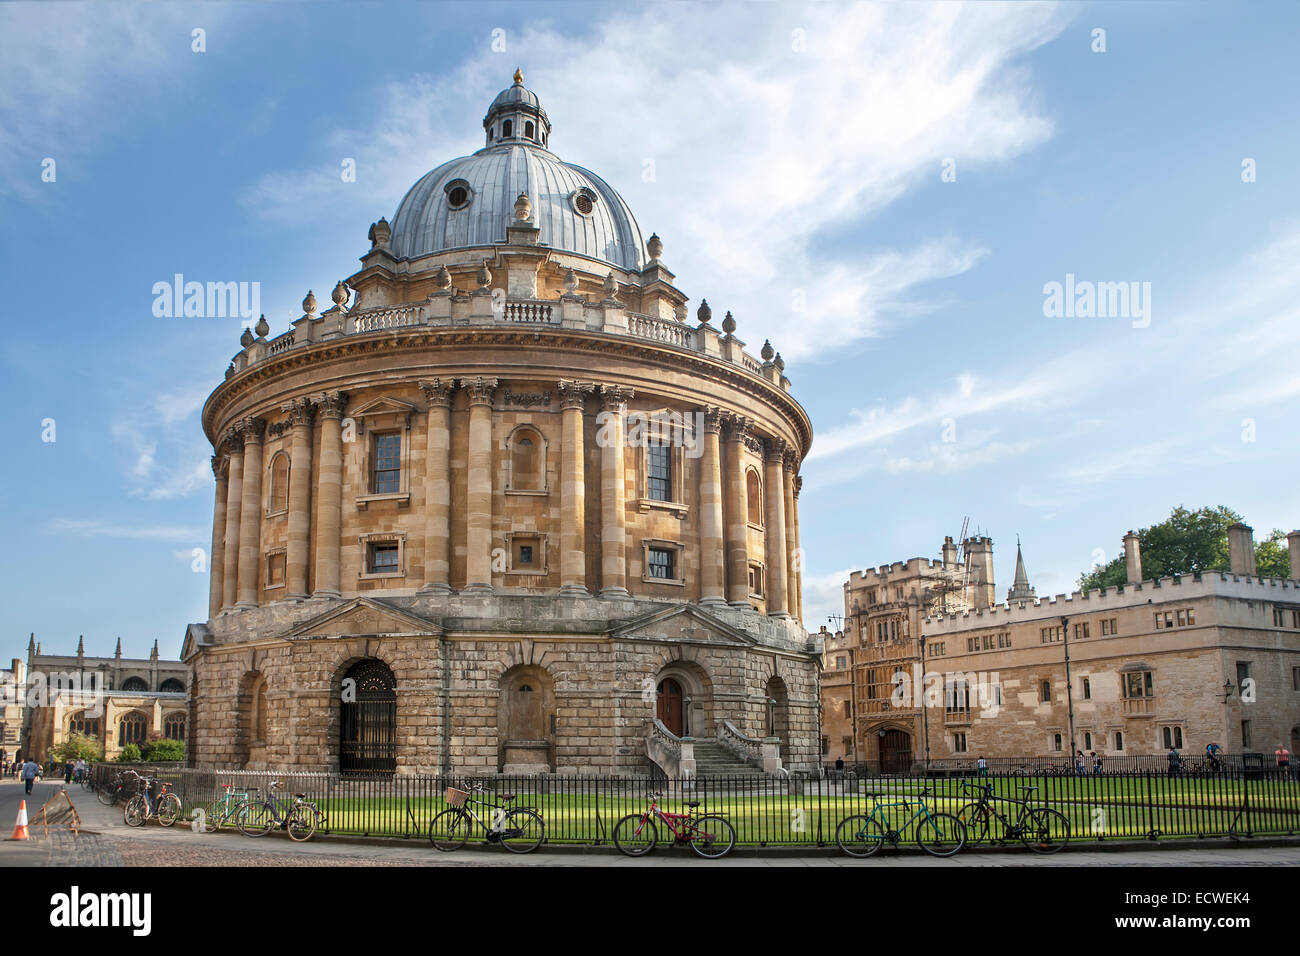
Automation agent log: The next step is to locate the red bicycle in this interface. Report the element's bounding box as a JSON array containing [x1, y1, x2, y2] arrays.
[[612, 792, 736, 858]]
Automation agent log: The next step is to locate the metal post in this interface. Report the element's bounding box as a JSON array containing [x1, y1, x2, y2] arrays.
[[1061, 615, 1077, 761]]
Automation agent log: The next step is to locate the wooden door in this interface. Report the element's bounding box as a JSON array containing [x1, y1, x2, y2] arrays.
[[657, 678, 684, 736]]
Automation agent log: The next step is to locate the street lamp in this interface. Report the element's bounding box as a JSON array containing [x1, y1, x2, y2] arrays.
[[1216, 680, 1236, 705], [1061, 615, 1077, 759]]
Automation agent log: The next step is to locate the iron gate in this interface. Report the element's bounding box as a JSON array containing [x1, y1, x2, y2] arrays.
[[339, 659, 396, 777]]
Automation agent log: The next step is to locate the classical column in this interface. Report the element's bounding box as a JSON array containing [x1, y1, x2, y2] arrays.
[[698, 406, 727, 606], [722, 414, 752, 607], [462, 376, 498, 593], [598, 384, 634, 598], [235, 416, 267, 609], [791, 475, 804, 621], [313, 390, 347, 599], [419, 379, 455, 593], [220, 429, 244, 611], [783, 450, 800, 622], [284, 398, 315, 600], [558, 380, 596, 596], [763, 438, 789, 618], [208, 454, 228, 619]]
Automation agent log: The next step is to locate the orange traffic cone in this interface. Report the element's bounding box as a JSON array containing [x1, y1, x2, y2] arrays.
[[9, 800, 30, 840]]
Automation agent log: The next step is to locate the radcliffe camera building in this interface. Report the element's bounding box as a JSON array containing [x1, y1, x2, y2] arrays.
[[823, 525, 1300, 769], [186, 73, 818, 777]]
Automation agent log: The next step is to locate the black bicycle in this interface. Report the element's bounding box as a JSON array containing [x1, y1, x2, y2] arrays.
[[96, 769, 143, 807], [956, 782, 1070, 853], [429, 784, 544, 853], [236, 780, 324, 841]]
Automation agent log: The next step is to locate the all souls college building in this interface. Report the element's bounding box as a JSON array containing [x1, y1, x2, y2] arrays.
[[184, 73, 818, 776]]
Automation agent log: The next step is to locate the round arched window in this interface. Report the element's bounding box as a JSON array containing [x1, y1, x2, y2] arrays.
[[445, 179, 472, 210], [575, 194, 593, 214]]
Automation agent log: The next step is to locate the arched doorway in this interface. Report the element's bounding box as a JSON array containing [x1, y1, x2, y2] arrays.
[[765, 676, 790, 747], [339, 659, 396, 777], [657, 678, 685, 736], [879, 728, 913, 774], [497, 665, 555, 772], [1291, 726, 1299, 756]]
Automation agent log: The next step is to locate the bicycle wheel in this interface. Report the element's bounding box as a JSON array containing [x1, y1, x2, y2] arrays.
[[97, 783, 119, 806], [286, 805, 317, 842], [123, 795, 147, 828], [200, 801, 227, 832], [835, 814, 886, 858], [428, 808, 471, 851], [237, 802, 275, 837], [1023, 808, 1070, 854], [611, 814, 658, 856], [915, 812, 967, 858], [955, 803, 991, 846], [499, 809, 544, 854], [156, 794, 182, 828], [689, 815, 736, 859]]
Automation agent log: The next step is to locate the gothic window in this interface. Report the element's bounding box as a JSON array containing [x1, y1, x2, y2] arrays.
[[121, 677, 149, 693], [68, 712, 102, 738], [159, 678, 185, 693], [746, 469, 762, 526], [118, 712, 147, 747], [162, 713, 186, 740]]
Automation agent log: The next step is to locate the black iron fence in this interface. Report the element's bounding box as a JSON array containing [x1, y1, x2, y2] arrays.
[[89, 761, 1300, 848], [825, 752, 1274, 777]]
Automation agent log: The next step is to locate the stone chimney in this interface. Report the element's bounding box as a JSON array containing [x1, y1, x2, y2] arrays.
[[1287, 530, 1300, 581], [962, 535, 996, 610], [1123, 530, 1142, 585], [1227, 523, 1257, 575], [941, 536, 957, 569]]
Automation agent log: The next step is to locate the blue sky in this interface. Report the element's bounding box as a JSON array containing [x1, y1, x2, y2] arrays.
[[1, 1, 1297, 661]]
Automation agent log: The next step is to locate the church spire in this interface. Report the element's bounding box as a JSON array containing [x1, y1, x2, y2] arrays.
[[1007, 535, 1037, 603]]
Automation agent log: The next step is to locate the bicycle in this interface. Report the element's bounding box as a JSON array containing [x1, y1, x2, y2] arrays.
[[124, 775, 182, 828], [97, 769, 139, 806], [956, 782, 1070, 853], [835, 787, 967, 858], [198, 782, 257, 832], [612, 792, 736, 859], [236, 781, 324, 841], [428, 784, 544, 854]]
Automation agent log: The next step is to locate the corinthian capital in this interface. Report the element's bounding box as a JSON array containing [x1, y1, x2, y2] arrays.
[[236, 416, 267, 444], [721, 412, 752, 444], [598, 383, 634, 411], [764, 436, 788, 463], [460, 376, 498, 406], [211, 455, 227, 480], [316, 390, 348, 420], [558, 379, 596, 411], [224, 427, 244, 453], [281, 397, 316, 428], [419, 378, 456, 408], [701, 405, 724, 435]]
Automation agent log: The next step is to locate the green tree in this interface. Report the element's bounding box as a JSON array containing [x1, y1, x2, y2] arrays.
[[52, 732, 103, 763], [115, 743, 141, 763], [1077, 506, 1285, 591]]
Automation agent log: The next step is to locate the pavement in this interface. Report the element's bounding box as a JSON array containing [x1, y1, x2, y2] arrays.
[[2, 777, 1299, 867]]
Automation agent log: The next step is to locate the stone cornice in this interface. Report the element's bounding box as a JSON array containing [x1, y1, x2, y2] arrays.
[[203, 326, 813, 455]]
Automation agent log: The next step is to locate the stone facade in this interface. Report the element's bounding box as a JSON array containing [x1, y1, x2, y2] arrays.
[[828, 529, 1300, 766], [187, 74, 819, 776]]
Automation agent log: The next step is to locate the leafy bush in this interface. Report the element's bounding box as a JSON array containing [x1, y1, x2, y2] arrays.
[[115, 743, 141, 763], [140, 739, 185, 762], [52, 733, 104, 763]]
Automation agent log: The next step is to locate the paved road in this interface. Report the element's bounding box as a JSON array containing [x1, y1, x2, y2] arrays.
[[3, 777, 1299, 867]]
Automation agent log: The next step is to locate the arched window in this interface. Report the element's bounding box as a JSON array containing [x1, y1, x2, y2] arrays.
[[268, 452, 289, 513], [1040, 680, 1052, 703], [162, 713, 186, 740], [339, 659, 396, 777], [503, 119, 513, 137], [746, 469, 763, 526], [118, 712, 147, 747], [159, 677, 185, 693], [508, 426, 545, 492], [68, 711, 102, 738], [121, 676, 148, 693], [525, 120, 535, 139]]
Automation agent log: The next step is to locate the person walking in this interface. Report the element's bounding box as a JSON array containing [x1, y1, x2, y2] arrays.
[[74, 758, 87, 784], [1091, 751, 1102, 775], [977, 755, 988, 778], [834, 756, 844, 779], [1167, 746, 1181, 776], [1206, 741, 1223, 772], [1075, 750, 1086, 775], [1276, 746, 1291, 779], [63, 760, 74, 786], [20, 758, 40, 795]]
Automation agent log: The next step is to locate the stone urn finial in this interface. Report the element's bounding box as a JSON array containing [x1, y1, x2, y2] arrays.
[[331, 280, 350, 310], [255, 314, 270, 338], [774, 352, 785, 372], [240, 326, 255, 348], [514, 192, 532, 222], [302, 290, 318, 316], [434, 264, 452, 291], [697, 298, 712, 325], [721, 310, 736, 335], [761, 338, 775, 362], [369, 217, 391, 249], [225, 362, 235, 380], [646, 233, 663, 260], [603, 271, 618, 297], [477, 260, 492, 289], [563, 267, 578, 295]]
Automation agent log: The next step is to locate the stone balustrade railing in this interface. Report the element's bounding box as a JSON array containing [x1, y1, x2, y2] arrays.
[[646, 718, 696, 778], [232, 296, 789, 392], [718, 719, 783, 773]]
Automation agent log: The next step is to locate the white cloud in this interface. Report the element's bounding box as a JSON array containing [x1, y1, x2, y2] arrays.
[[51, 519, 203, 542], [797, 566, 854, 632], [242, 2, 1069, 360]]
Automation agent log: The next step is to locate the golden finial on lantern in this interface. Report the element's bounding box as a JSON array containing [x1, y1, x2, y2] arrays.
[[513, 68, 524, 85]]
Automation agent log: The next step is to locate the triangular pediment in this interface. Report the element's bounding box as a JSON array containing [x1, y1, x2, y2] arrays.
[[281, 597, 442, 640], [180, 622, 211, 662], [350, 396, 420, 418], [612, 604, 757, 646]]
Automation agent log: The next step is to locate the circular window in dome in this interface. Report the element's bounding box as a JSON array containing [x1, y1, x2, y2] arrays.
[[570, 187, 598, 216], [444, 179, 473, 210]]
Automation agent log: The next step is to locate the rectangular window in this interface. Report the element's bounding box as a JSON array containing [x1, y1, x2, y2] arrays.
[[1052, 733, 1063, 752], [1162, 726, 1183, 749], [1241, 720, 1252, 749], [372, 432, 401, 494], [1186, 608, 1195, 625], [367, 542, 399, 574], [1123, 671, 1155, 699], [1074, 622, 1090, 640], [836, 656, 847, 670], [1082, 677, 1091, 700], [1114, 730, 1124, 751], [994, 685, 1003, 706], [266, 551, 286, 587], [944, 678, 970, 716], [1274, 607, 1287, 627], [1293, 666, 1300, 691], [1177, 609, 1186, 626], [953, 732, 967, 753], [647, 547, 675, 579], [647, 445, 672, 501], [1236, 661, 1251, 688], [1084, 732, 1093, 750], [1293, 610, 1300, 629], [748, 564, 763, 596]]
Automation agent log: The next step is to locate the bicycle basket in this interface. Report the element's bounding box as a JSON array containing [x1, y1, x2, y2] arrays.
[[445, 787, 469, 807]]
